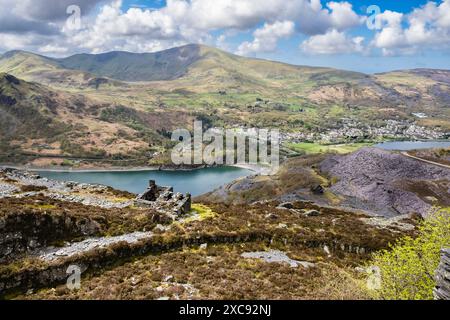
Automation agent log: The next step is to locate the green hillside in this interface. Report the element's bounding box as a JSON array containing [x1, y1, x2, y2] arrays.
[[57, 44, 202, 82], [0, 72, 189, 166], [2, 44, 448, 112], [0, 50, 121, 89], [1, 44, 448, 107], [0, 73, 69, 159], [0, 44, 450, 168]]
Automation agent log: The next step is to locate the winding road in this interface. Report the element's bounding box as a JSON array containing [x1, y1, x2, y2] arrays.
[[401, 152, 450, 170]]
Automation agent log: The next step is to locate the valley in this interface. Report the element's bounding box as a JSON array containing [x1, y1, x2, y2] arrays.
[[1, 44, 450, 169], [0, 44, 449, 301]]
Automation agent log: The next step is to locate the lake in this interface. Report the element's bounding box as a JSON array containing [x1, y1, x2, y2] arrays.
[[375, 140, 450, 151], [37, 166, 253, 196]]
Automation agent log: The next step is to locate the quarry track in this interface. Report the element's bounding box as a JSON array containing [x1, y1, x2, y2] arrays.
[[37, 232, 154, 262], [401, 152, 450, 170]]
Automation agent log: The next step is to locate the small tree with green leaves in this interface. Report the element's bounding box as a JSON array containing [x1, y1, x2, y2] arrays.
[[370, 208, 450, 300]]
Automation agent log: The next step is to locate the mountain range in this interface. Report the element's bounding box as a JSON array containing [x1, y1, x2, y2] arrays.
[[0, 44, 449, 167]]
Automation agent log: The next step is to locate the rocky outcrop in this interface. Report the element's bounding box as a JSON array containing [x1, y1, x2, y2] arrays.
[[241, 250, 315, 269], [38, 231, 153, 262], [0, 211, 101, 263], [434, 249, 450, 300], [0, 168, 135, 209]]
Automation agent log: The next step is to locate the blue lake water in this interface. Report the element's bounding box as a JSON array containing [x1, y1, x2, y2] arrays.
[[37, 166, 252, 196], [36, 140, 449, 196], [375, 140, 450, 151]]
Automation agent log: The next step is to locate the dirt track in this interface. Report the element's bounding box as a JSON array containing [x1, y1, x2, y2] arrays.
[[401, 152, 450, 170]]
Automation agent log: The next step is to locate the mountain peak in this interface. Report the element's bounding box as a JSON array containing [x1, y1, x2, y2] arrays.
[[1, 50, 42, 59], [54, 44, 204, 82]]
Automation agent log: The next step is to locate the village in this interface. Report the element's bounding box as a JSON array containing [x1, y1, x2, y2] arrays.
[[282, 118, 449, 144]]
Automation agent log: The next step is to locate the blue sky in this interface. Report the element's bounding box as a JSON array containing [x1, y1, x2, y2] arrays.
[[0, 0, 449, 73]]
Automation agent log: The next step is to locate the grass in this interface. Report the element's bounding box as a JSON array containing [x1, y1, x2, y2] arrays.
[[287, 142, 373, 155], [11, 200, 410, 300], [182, 204, 217, 223], [2, 47, 450, 169], [0, 195, 156, 237], [24, 204, 57, 210]]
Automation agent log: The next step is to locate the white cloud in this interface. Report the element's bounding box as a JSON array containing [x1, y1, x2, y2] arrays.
[[65, 0, 206, 53], [372, 0, 450, 55], [38, 44, 69, 54], [176, 0, 322, 32], [216, 34, 230, 52], [234, 1, 362, 56], [301, 29, 365, 55], [0, 0, 364, 56], [0, 34, 36, 51], [237, 21, 295, 55], [13, 0, 105, 21], [63, 0, 362, 55], [327, 1, 364, 31], [371, 11, 405, 51], [295, 0, 363, 35]]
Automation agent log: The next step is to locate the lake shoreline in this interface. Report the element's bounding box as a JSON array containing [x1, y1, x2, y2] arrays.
[[3, 139, 448, 175], [1, 163, 271, 175], [19, 166, 259, 196]]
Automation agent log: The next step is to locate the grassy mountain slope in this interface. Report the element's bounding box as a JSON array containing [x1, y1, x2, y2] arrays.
[[1, 45, 449, 110], [0, 73, 189, 166], [0, 73, 68, 140], [146, 45, 369, 95], [57, 44, 202, 82], [0, 45, 366, 90], [0, 44, 449, 168], [0, 51, 122, 89]]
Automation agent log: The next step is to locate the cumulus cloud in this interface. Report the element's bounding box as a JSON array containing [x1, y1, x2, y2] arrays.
[[174, 0, 344, 33], [0, 0, 104, 53], [295, 0, 363, 35], [372, 0, 450, 55], [38, 44, 69, 54], [69, 0, 363, 54], [13, 0, 105, 21], [237, 21, 295, 55], [65, 0, 196, 53], [0, 0, 103, 35], [0, 0, 365, 55], [1, 0, 446, 59], [301, 29, 365, 54], [326, 1, 363, 31], [235, 1, 362, 55]]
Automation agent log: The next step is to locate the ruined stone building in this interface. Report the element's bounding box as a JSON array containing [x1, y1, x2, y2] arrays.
[[135, 180, 191, 218]]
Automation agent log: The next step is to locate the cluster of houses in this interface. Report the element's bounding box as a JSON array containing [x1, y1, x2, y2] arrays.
[[282, 118, 449, 144]]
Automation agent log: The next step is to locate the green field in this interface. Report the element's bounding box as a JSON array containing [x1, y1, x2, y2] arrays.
[[287, 142, 373, 155]]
